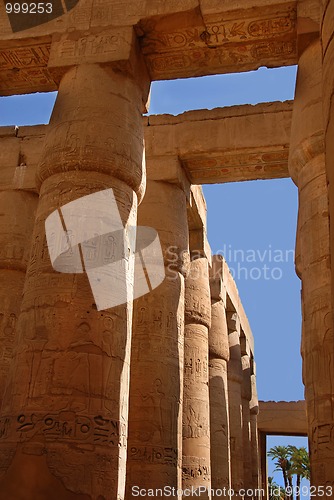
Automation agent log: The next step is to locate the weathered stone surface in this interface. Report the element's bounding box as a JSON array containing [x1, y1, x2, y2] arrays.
[[183, 257, 211, 496], [0, 191, 38, 409], [0, 1, 298, 95], [227, 311, 244, 498], [250, 374, 260, 492], [126, 179, 189, 497], [241, 351, 252, 495], [209, 258, 231, 492], [289, 40, 334, 486], [0, 62, 146, 498]]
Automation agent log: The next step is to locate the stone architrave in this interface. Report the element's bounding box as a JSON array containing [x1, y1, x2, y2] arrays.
[[227, 311, 244, 499], [0, 191, 37, 407], [209, 256, 231, 493]]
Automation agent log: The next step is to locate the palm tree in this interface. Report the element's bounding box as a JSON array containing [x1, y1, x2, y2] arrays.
[[267, 446, 293, 500], [288, 446, 310, 500], [268, 477, 286, 500]]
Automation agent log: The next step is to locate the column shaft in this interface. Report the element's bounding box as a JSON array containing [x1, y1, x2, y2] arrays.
[[249, 374, 260, 494], [289, 41, 334, 484], [0, 191, 37, 407], [182, 257, 211, 496], [322, 0, 334, 319], [227, 312, 244, 498], [126, 179, 188, 497], [0, 64, 146, 499], [241, 354, 252, 496]]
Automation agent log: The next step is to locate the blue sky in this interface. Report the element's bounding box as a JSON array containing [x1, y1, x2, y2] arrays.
[[0, 65, 307, 487]]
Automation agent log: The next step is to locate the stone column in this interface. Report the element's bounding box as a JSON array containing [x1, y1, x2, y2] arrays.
[[241, 346, 252, 496], [182, 256, 211, 497], [249, 373, 260, 494], [0, 62, 147, 499], [289, 40, 334, 484], [322, 0, 334, 319], [126, 170, 189, 497], [209, 255, 231, 494], [227, 311, 244, 499], [0, 190, 37, 407]]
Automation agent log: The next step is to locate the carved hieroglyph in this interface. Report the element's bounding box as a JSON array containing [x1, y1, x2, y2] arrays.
[[227, 311, 244, 498], [0, 63, 146, 498], [0, 1, 298, 95], [126, 178, 189, 497], [289, 40, 334, 486], [183, 257, 211, 496], [209, 256, 231, 491], [322, 0, 334, 336], [0, 191, 37, 408]]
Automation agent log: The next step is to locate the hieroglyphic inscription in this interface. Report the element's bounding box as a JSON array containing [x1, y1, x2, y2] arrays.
[[128, 445, 178, 466], [142, 15, 296, 53], [0, 44, 50, 69], [0, 413, 126, 447]]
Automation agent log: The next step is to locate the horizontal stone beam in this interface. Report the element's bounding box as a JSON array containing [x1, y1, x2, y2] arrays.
[[0, 101, 293, 189], [145, 101, 293, 184], [258, 400, 307, 436], [0, 0, 308, 96]]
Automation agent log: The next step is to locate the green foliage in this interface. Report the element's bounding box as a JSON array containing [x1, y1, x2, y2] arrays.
[[267, 445, 311, 500], [268, 477, 286, 500]]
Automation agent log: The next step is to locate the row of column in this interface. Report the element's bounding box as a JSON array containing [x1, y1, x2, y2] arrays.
[[0, 62, 260, 497]]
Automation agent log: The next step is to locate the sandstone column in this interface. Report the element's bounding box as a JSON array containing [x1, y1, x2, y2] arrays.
[[0, 190, 37, 408], [241, 343, 252, 496], [0, 60, 148, 499], [249, 372, 260, 494], [227, 311, 244, 499], [209, 255, 231, 494], [182, 256, 211, 497], [322, 0, 334, 320], [126, 166, 189, 497], [289, 40, 334, 484]]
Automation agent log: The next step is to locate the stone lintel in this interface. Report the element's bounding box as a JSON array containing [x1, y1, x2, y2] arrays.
[[258, 400, 307, 436], [146, 101, 293, 184], [0, 101, 292, 194], [139, 1, 298, 80], [0, 0, 299, 96]]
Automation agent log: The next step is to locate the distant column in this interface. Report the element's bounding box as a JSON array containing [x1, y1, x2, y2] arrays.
[[126, 174, 189, 497], [227, 311, 244, 499], [209, 255, 231, 493], [249, 372, 260, 494], [182, 256, 212, 497], [289, 40, 334, 484], [241, 347, 252, 497]]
